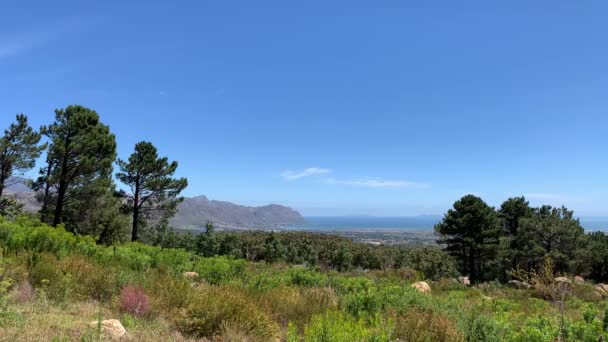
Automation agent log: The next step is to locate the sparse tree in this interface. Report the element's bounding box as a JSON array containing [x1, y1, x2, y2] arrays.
[[116, 141, 188, 242]]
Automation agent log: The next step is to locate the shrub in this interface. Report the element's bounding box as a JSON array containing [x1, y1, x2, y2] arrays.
[[390, 308, 464, 342], [303, 311, 391, 342], [173, 285, 279, 340], [147, 273, 195, 315], [460, 309, 504, 342], [194, 257, 246, 285], [28, 255, 74, 304], [12, 280, 34, 303], [59, 255, 118, 301], [120, 284, 150, 318], [257, 286, 338, 326]]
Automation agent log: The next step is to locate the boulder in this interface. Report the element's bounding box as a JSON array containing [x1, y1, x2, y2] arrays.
[[574, 276, 585, 285], [183, 272, 199, 279], [554, 277, 572, 285], [89, 319, 127, 339], [411, 281, 431, 294], [458, 276, 471, 286]]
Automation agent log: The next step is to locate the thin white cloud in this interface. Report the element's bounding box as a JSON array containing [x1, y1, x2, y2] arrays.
[[280, 167, 332, 181], [325, 177, 429, 189], [0, 19, 90, 60]]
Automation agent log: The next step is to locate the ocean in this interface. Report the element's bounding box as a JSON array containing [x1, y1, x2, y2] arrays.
[[290, 216, 608, 232]]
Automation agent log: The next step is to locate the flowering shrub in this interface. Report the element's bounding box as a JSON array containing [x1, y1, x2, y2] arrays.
[[120, 284, 149, 318]]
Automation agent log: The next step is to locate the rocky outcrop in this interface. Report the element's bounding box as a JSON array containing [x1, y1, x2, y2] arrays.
[[574, 276, 585, 284], [411, 281, 431, 294], [555, 277, 572, 285], [89, 319, 127, 339]]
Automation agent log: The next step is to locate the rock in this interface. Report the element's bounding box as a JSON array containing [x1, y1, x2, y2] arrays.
[[508, 280, 532, 289], [574, 276, 585, 284], [458, 276, 471, 286], [555, 277, 572, 285], [596, 284, 608, 295], [411, 281, 431, 294], [183, 272, 199, 279], [590, 291, 604, 301], [89, 319, 127, 339]]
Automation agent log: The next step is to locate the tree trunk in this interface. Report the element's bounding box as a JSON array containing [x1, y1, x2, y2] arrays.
[[40, 159, 53, 223], [131, 175, 140, 242], [469, 245, 476, 282], [52, 150, 70, 227], [53, 177, 67, 227], [0, 167, 6, 197]]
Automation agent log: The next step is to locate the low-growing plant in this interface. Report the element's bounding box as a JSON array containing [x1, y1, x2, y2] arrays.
[[173, 285, 279, 340], [257, 286, 338, 326], [120, 283, 150, 318], [390, 307, 464, 342]]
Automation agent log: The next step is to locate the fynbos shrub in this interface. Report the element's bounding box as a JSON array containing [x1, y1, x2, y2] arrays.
[[120, 284, 150, 318]]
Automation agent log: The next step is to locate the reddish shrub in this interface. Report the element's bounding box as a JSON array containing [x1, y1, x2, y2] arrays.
[[120, 284, 150, 318]]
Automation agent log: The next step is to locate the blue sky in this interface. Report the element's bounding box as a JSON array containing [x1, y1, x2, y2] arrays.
[[1, 1, 608, 216]]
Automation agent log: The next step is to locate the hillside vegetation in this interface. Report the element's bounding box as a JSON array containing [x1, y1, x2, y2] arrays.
[[1, 217, 608, 341]]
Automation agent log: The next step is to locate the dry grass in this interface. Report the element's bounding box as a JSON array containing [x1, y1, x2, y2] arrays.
[[0, 300, 206, 342]]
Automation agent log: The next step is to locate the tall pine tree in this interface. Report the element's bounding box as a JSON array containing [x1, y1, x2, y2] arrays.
[[116, 141, 187, 242], [36, 105, 117, 233]]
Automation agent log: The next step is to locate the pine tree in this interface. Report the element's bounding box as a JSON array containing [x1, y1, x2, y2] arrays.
[[36, 105, 117, 232], [116, 141, 188, 242], [0, 114, 46, 196], [435, 194, 501, 282]]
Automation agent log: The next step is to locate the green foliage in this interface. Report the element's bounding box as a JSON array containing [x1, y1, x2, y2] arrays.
[[435, 194, 501, 282], [303, 311, 391, 342], [194, 256, 246, 285], [402, 246, 459, 280], [518, 206, 587, 275], [0, 196, 23, 219], [36, 105, 119, 238]]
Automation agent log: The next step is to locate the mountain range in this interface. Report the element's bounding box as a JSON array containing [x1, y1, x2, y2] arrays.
[[3, 178, 306, 230]]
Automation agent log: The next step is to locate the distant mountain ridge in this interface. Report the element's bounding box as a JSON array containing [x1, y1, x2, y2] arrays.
[[171, 195, 306, 229], [3, 177, 306, 229]]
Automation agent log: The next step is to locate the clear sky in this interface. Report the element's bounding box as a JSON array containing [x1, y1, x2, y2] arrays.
[[1, 1, 607, 216]]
